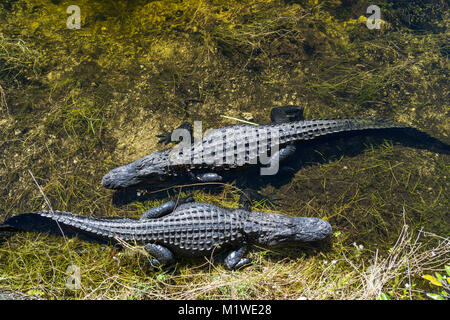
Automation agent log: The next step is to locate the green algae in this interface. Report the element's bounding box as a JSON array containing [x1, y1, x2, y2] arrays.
[[0, 0, 449, 299]]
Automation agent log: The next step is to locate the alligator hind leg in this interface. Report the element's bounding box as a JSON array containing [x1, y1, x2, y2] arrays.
[[144, 243, 175, 267], [140, 196, 195, 220], [224, 247, 252, 270], [140, 200, 177, 220], [270, 105, 304, 124], [264, 144, 297, 171]]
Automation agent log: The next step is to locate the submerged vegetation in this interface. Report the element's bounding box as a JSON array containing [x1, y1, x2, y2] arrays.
[[0, 0, 448, 299]]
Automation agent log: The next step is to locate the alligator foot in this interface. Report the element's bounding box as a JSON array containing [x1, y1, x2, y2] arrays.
[[261, 145, 297, 176], [224, 247, 252, 270], [239, 188, 281, 210], [156, 122, 193, 145], [270, 105, 304, 123], [175, 194, 195, 205], [144, 243, 175, 268], [194, 172, 223, 183]]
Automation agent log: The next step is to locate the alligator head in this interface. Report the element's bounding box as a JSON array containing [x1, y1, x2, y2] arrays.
[[102, 149, 172, 189], [245, 211, 332, 247]]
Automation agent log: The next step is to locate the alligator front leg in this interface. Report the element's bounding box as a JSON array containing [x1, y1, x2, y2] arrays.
[[185, 170, 223, 183], [195, 172, 223, 182], [270, 105, 304, 123], [144, 243, 175, 267], [224, 247, 252, 270]]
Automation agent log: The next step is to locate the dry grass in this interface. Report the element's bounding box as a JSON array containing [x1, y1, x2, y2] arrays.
[[0, 0, 448, 300], [342, 208, 449, 300]]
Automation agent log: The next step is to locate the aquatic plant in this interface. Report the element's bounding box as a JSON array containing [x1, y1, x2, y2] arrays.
[[0, 0, 448, 300]]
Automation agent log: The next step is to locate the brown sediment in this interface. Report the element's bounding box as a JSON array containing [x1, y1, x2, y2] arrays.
[[0, 0, 448, 300]]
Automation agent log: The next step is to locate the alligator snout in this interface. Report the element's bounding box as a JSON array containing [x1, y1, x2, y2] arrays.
[[293, 217, 332, 242], [102, 164, 142, 189]]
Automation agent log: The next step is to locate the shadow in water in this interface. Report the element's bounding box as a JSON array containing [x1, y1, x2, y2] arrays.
[[111, 127, 450, 207], [0, 213, 112, 245]]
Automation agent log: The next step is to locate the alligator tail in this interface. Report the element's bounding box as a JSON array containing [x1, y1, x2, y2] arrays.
[[33, 210, 143, 241], [317, 118, 409, 133], [282, 118, 409, 144], [0, 223, 18, 233]]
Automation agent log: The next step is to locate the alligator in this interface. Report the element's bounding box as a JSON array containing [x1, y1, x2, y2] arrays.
[[1, 199, 332, 270], [101, 105, 449, 192]]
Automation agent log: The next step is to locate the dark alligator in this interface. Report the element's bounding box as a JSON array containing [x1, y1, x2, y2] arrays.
[[1, 199, 331, 270], [102, 106, 449, 194]]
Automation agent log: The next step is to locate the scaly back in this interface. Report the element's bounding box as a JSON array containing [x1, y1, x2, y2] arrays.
[[169, 118, 408, 169]]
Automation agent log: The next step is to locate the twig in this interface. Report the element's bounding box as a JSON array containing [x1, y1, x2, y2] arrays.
[[0, 82, 8, 112], [28, 170, 54, 212], [28, 170, 73, 264], [387, 161, 399, 185], [143, 181, 254, 206], [402, 207, 413, 300], [220, 115, 259, 126]]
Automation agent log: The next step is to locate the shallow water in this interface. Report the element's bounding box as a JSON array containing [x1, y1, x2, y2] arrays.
[[0, 0, 448, 300]]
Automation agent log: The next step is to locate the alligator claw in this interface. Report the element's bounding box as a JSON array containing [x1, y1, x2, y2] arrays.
[[224, 247, 251, 270], [177, 195, 195, 205], [157, 122, 193, 145], [233, 257, 252, 270], [264, 195, 283, 207], [270, 105, 304, 123], [239, 189, 282, 209], [255, 194, 282, 208], [156, 130, 173, 145]]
